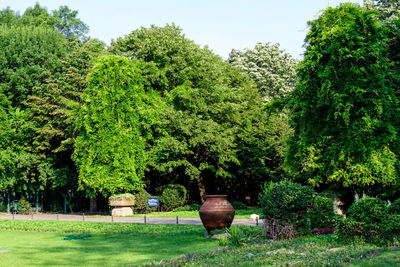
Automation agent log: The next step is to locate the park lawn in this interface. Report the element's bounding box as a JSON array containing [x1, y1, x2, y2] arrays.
[[347, 250, 400, 267], [0, 229, 217, 266], [124, 208, 263, 219]]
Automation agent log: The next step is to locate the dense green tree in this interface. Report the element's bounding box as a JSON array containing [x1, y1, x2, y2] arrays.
[[52, 5, 89, 40], [73, 55, 160, 197], [26, 39, 105, 190], [286, 4, 399, 192], [0, 25, 66, 106], [228, 42, 297, 102], [0, 3, 88, 40], [0, 102, 56, 194], [110, 25, 270, 202], [109, 24, 224, 91]]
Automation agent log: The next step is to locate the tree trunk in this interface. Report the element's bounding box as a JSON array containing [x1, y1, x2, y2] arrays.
[[197, 175, 206, 203], [89, 197, 97, 212]]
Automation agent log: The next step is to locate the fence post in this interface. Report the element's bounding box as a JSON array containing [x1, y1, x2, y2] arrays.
[[31, 213, 33, 220], [12, 212, 15, 220], [112, 216, 114, 223], [57, 214, 59, 220], [176, 216, 178, 224], [83, 213, 85, 221], [256, 217, 259, 226], [144, 215, 146, 224]]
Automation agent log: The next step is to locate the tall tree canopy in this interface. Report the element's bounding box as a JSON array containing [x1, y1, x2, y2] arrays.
[[286, 3, 399, 192], [0, 3, 88, 40], [110, 25, 271, 202], [228, 42, 297, 102], [73, 55, 157, 197]]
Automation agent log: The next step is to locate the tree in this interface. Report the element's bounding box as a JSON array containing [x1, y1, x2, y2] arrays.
[[0, 25, 66, 106], [228, 42, 297, 102], [0, 4, 88, 40], [26, 39, 105, 191], [52, 5, 89, 40], [110, 25, 270, 202], [286, 4, 399, 192], [73, 55, 156, 197]]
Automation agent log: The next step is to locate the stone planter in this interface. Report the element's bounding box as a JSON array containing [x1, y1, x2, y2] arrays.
[[199, 195, 235, 234], [110, 199, 134, 216]]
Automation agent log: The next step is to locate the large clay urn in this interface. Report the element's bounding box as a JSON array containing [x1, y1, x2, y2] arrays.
[[199, 195, 235, 234]]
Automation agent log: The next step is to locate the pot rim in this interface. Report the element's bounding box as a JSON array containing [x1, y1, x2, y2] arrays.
[[206, 195, 228, 198]]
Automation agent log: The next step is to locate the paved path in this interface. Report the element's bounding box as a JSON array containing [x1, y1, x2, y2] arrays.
[[0, 213, 263, 227]]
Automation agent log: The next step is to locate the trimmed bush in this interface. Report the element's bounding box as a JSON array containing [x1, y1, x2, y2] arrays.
[[307, 196, 339, 229], [259, 181, 314, 240], [347, 197, 387, 224], [18, 198, 32, 215], [109, 193, 135, 201], [160, 184, 187, 211], [388, 198, 400, 215], [133, 189, 152, 213], [231, 201, 247, 210]]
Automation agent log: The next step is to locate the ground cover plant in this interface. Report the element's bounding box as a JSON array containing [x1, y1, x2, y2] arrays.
[[153, 234, 397, 266]]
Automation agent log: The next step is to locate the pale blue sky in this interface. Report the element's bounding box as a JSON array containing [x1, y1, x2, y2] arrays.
[[0, 0, 363, 59]]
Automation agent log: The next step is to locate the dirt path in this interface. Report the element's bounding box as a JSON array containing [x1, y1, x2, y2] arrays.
[[0, 213, 263, 226]]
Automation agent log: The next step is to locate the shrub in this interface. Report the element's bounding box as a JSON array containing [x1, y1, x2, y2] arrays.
[[160, 184, 187, 211], [259, 181, 314, 240], [18, 198, 32, 215], [347, 197, 387, 224], [133, 189, 152, 213], [388, 198, 400, 215], [173, 204, 201, 212], [230, 201, 247, 210], [337, 197, 400, 245], [307, 196, 338, 229], [0, 201, 7, 212]]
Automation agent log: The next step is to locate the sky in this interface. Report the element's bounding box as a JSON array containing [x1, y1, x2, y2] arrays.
[[0, 0, 363, 59]]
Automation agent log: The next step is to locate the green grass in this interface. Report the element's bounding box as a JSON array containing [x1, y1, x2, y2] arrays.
[[347, 250, 400, 267], [0, 219, 206, 234], [1, 219, 396, 266], [0, 230, 217, 266], [106, 208, 263, 219]]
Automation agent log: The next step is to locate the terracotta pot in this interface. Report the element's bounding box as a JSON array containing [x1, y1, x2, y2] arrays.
[[199, 195, 235, 233], [109, 199, 135, 207]]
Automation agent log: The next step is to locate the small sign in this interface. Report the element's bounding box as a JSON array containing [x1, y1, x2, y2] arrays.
[[147, 197, 159, 207]]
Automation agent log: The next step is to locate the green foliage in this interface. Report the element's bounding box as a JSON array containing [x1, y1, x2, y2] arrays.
[[287, 3, 399, 191], [347, 197, 388, 224], [0, 201, 6, 212], [228, 42, 297, 101], [109, 193, 135, 201], [227, 226, 245, 247], [17, 197, 31, 215], [133, 189, 152, 213], [230, 201, 247, 210], [388, 199, 400, 214], [74, 55, 156, 197], [109, 24, 224, 91], [172, 204, 201, 212], [337, 197, 400, 245], [307, 196, 339, 229], [259, 181, 314, 223], [160, 184, 187, 211], [0, 25, 66, 105], [110, 24, 269, 202], [0, 4, 88, 40]]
